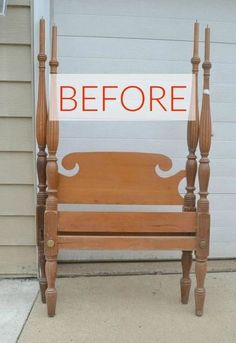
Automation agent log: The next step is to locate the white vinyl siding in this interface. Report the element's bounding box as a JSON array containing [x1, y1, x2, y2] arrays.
[[52, 0, 236, 260], [0, 82, 32, 117], [0, 2, 36, 275], [0, 6, 31, 44]]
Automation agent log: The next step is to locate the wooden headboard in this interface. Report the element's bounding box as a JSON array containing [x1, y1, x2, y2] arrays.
[[57, 152, 185, 205]]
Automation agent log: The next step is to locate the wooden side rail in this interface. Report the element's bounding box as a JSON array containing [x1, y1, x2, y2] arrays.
[[58, 236, 197, 250], [58, 212, 197, 234]]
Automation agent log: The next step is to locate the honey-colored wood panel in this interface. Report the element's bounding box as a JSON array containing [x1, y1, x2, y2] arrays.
[[0, 7, 30, 44], [0, 152, 33, 184], [0, 45, 31, 81], [0, 118, 33, 151], [58, 235, 196, 250], [0, 216, 35, 245], [0, 246, 36, 275], [58, 212, 197, 233], [0, 185, 35, 215], [58, 152, 185, 205], [0, 82, 32, 117]]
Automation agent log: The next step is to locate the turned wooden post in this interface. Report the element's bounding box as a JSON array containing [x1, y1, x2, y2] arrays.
[[36, 18, 48, 303], [183, 21, 200, 212], [45, 25, 59, 317], [181, 21, 200, 305], [195, 26, 212, 317]]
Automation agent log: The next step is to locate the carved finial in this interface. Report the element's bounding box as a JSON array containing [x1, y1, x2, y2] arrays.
[[191, 21, 200, 73], [49, 25, 59, 74]]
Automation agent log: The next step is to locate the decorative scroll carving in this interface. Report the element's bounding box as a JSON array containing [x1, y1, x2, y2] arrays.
[[45, 25, 59, 317], [195, 26, 212, 317], [36, 18, 47, 304], [57, 152, 185, 205]]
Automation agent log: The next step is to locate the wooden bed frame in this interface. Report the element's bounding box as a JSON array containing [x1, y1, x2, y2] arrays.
[[36, 20, 212, 317]]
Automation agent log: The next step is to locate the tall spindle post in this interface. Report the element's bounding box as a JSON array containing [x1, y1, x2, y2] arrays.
[[180, 21, 200, 305], [195, 26, 212, 316], [184, 21, 200, 212], [45, 25, 59, 317], [36, 18, 48, 303]]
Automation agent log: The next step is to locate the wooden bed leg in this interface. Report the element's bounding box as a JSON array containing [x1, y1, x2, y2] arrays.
[[195, 256, 207, 316], [180, 251, 192, 304], [44, 211, 58, 317], [39, 243, 47, 303], [45, 256, 57, 317]]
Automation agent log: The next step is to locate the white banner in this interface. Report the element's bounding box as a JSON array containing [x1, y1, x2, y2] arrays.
[[49, 74, 196, 121]]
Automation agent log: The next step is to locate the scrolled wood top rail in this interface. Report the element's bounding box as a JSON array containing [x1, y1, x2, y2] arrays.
[[57, 152, 185, 205]]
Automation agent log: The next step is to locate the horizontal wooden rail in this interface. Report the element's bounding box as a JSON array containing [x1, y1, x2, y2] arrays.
[[58, 211, 197, 233], [58, 235, 196, 250]]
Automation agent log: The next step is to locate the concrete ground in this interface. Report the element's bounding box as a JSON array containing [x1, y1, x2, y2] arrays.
[[1, 263, 236, 343], [0, 279, 38, 343]]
